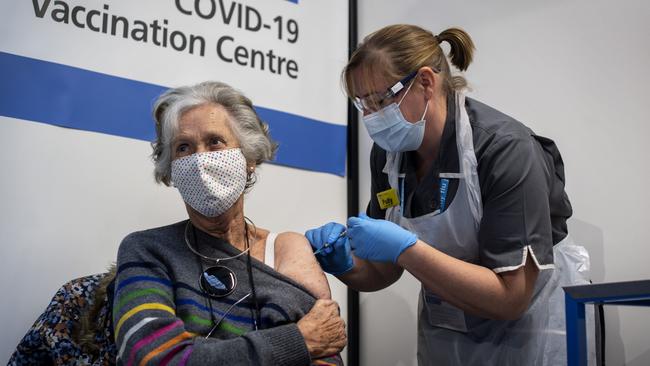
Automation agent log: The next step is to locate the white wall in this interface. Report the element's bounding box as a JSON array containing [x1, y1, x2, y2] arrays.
[[357, 0, 650, 365]]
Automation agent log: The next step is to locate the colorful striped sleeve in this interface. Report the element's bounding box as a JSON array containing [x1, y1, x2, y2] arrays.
[[113, 257, 195, 366]]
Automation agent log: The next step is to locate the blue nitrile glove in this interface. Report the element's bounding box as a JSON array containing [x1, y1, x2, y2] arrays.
[[346, 213, 417, 263], [305, 222, 354, 275]]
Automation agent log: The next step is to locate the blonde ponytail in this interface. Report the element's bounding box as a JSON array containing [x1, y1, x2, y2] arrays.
[[437, 27, 475, 71]]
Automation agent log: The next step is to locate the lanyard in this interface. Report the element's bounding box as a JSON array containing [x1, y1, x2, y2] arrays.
[[398, 175, 450, 214], [399, 175, 406, 213], [439, 178, 449, 212]]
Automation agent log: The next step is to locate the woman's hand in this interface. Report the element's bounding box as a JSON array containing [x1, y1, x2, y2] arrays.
[[305, 223, 354, 275], [297, 299, 347, 358]]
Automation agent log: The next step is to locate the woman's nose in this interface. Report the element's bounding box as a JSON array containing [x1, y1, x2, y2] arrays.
[[194, 143, 209, 154]]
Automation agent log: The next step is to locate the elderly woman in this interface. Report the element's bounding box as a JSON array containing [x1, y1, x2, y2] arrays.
[[112, 81, 346, 365]]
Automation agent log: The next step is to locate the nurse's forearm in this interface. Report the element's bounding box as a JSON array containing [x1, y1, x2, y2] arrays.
[[397, 241, 538, 320], [338, 256, 404, 292]]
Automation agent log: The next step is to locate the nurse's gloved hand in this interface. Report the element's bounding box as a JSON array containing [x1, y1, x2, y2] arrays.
[[347, 213, 417, 263], [305, 222, 354, 275]]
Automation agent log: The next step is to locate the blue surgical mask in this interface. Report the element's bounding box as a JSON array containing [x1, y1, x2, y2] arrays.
[[362, 81, 429, 152]]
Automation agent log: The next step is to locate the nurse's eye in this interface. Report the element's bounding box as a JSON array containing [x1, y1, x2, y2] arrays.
[[377, 97, 392, 108], [367, 93, 393, 111]]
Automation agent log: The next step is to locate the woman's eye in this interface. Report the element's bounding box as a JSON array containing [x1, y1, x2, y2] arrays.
[[210, 137, 224, 146], [176, 144, 189, 153]]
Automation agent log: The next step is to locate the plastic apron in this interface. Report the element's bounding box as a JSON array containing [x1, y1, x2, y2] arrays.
[[383, 92, 595, 365]]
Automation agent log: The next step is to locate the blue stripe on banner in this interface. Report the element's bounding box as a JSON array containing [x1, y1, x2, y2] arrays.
[[0, 52, 164, 142], [255, 107, 345, 175], [0, 52, 346, 176]]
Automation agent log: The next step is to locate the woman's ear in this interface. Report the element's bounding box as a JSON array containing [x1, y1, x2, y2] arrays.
[[418, 66, 437, 100]]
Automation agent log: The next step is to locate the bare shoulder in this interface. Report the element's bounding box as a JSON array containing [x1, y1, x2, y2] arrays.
[[274, 231, 331, 299]]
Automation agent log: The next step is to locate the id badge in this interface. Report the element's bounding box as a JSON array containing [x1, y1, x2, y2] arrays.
[[422, 290, 468, 333], [376, 188, 399, 210]]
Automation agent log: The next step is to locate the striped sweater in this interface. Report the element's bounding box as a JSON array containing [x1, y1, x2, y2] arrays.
[[112, 221, 343, 366]]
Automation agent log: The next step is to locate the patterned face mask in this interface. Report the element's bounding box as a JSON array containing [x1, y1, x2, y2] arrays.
[[171, 148, 248, 217]]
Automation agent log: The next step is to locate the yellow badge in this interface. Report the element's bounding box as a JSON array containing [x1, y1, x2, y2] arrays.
[[376, 188, 400, 210]]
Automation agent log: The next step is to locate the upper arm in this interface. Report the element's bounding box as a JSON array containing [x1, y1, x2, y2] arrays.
[[274, 232, 332, 299]]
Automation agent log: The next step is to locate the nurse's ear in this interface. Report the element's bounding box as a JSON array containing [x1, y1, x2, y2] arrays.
[[417, 66, 437, 100]]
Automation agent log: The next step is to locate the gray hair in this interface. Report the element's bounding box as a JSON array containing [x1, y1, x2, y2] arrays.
[[151, 81, 278, 187]]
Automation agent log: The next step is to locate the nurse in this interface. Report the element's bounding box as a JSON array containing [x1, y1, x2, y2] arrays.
[[306, 24, 593, 365]]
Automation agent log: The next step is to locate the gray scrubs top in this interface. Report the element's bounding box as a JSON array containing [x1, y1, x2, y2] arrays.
[[367, 96, 572, 270]]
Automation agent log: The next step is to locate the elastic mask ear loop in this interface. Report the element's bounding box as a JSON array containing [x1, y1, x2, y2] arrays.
[[396, 75, 429, 123], [397, 77, 416, 107], [420, 101, 429, 121]]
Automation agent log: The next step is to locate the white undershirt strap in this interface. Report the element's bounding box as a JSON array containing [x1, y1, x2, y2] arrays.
[[438, 172, 463, 179], [264, 233, 277, 269]]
